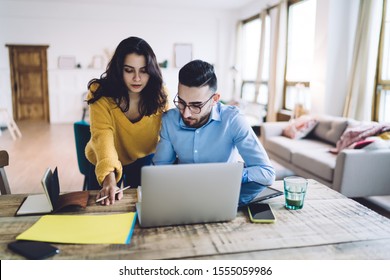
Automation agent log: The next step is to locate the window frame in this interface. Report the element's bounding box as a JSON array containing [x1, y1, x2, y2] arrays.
[[374, 0, 390, 122]]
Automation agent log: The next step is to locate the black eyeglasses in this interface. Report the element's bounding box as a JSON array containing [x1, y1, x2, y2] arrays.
[[173, 94, 215, 114]]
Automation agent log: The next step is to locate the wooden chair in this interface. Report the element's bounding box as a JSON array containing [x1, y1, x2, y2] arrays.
[[0, 150, 11, 195], [0, 108, 22, 140]]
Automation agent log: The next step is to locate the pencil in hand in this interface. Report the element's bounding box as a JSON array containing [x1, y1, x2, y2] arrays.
[[95, 185, 131, 203]]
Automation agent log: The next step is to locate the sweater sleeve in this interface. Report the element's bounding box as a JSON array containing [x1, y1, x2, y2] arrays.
[[87, 96, 122, 185]]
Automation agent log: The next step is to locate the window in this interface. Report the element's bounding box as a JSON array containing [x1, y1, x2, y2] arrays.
[[241, 17, 261, 82], [241, 15, 270, 106], [375, 0, 390, 122], [284, 0, 316, 112], [239, 14, 270, 125]]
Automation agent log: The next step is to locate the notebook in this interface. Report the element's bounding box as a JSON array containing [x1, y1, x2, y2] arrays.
[[16, 212, 137, 244], [136, 162, 243, 227], [15, 167, 89, 216]]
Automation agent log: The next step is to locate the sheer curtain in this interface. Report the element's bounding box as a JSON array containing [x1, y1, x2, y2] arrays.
[[266, 0, 288, 122], [343, 0, 383, 121]]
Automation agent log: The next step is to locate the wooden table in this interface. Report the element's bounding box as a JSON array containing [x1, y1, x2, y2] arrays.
[[1, 180, 390, 259], [0, 150, 11, 195]]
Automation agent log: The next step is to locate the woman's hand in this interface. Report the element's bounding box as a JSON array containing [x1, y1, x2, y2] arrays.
[[96, 172, 124, 205]]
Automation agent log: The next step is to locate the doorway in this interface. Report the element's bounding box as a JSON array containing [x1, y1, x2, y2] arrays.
[[6, 44, 50, 122]]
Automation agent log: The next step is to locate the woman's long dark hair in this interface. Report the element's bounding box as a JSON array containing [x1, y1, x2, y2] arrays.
[[87, 36, 167, 115]]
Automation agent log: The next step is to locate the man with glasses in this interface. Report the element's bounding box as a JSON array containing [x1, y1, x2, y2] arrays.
[[153, 60, 275, 206]]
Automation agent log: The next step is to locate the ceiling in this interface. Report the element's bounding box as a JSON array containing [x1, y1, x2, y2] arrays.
[[13, 0, 258, 10], [119, 0, 257, 10]]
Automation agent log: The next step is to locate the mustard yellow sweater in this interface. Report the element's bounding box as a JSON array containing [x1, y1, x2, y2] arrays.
[[85, 91, 163, 185]]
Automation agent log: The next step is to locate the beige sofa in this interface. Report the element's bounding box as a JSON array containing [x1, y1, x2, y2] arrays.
[[261, 115, 390, 197]]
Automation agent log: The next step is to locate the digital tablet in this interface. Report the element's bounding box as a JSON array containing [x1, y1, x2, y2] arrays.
[[242, 181, 283, 204]]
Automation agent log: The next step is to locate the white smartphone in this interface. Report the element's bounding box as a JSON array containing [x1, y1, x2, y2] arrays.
[[247, 203, 276, 223]]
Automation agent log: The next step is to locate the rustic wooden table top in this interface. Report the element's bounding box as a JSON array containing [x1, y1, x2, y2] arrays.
[[1, 180, 390, 259]]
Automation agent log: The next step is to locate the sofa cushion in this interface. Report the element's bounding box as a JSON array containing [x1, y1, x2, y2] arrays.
[[312, 116, 348, 145], [265, 136, 294, 162], [292, 149, 337, 182], [266, 137, 333, 163], [282, 115, 318, 139]]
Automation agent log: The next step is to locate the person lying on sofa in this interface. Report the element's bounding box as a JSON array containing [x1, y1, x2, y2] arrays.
[[152, 59, 275, 206]]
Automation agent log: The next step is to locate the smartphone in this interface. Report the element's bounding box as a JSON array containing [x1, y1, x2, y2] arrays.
[[8, 241, 59, 260], [247, 203, 276, 223]]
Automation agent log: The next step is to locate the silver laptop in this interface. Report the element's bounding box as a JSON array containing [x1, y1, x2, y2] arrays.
[[136, 162, 243, 227]]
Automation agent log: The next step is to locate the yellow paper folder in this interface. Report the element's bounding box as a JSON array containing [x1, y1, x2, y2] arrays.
[[16, 212, 137, 244]]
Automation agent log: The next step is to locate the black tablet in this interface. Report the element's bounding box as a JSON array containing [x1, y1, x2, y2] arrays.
[[252, 186, 283, 202], [243, 181, 283, 204]]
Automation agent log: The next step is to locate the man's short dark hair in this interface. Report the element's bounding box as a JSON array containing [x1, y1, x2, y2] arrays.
[[178, 60, 217, 92]]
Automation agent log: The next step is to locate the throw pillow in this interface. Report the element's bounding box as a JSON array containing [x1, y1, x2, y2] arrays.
[[378, 131, 390, 140], [353, 139, 375, 149], [312, 118, 349, 145], [282, 115, 318, 140]]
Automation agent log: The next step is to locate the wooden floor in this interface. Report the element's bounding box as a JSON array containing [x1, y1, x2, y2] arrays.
[[0, 120, 84, 194]]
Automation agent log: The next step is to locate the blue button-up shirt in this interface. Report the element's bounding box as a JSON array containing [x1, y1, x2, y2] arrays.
[[153, 102, 275, 185]]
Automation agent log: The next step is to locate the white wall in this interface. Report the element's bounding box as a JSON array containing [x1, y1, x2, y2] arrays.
[[0, 0, 236, 123]]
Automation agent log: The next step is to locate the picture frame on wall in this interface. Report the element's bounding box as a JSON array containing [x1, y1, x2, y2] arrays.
[[58, 56, 76, 69], [174, 44, 192, 68]]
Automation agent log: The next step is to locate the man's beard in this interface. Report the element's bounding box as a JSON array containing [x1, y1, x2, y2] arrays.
[[183, 113, 210, 128]]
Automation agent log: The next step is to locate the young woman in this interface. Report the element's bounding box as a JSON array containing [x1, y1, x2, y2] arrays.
[[85, 36, 168, 205]]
